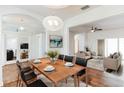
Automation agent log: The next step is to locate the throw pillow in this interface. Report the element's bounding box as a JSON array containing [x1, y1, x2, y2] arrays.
[[113, 54, 118, 59], [109, 54, 113, 58]]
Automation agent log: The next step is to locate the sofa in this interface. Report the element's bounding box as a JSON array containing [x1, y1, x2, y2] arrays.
[[75, 51, 92, 60], [103, 52, 121, 71]]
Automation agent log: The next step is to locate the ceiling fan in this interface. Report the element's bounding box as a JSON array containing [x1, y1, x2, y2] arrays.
[[91, 26, 102, 32]]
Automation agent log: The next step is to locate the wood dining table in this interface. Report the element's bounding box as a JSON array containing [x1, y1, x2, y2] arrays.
[[30, 58, 85, 87]]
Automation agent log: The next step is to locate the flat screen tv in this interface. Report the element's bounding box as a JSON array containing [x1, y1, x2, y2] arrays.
[[20, 43, 28, 49]]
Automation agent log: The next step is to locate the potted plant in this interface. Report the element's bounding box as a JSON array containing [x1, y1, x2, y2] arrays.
[[47, 50, 59, 64]]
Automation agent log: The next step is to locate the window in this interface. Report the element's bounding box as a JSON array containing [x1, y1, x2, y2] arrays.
[[105, 38, 118, 56], [105, 38, 124, 60], [119, 38, 124, 59], [74, 35, 79, 54]]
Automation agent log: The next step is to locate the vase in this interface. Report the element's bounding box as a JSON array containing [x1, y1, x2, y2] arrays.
[[50, 58, 56, 64]]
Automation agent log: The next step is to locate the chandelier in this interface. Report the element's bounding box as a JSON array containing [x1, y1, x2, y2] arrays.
[[42, 16, 64, 31]]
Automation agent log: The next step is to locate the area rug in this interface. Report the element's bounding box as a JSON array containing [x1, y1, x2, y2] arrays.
[[38, 75, 90, 87]]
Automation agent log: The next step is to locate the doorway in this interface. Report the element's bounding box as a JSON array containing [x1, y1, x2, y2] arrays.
[[6, 37, 17, 61], [97, 39, 105, 56], [19, 37, 29, 60]]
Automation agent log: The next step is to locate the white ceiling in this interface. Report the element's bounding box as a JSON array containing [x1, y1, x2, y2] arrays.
[[16, 5, 99, 20], [70, 13, 124, 33], [2, 14, 43, 33], [2, 5, 99, 33]]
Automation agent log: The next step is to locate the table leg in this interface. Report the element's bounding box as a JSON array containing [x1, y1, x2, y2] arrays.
[[74, 74, 78, 87], [65, 79, 68, 84], [77, 77, 80, 87], [16, 73, 19, 87], [53, 82, 58, 87]]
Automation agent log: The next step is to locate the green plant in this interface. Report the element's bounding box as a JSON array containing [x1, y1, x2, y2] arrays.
[[47, 50, 59, 58]]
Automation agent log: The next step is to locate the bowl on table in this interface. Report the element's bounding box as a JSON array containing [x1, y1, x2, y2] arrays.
[[44, 65, 55, 72], [64, 62, 74, 67], [33, 59, 41, 64]]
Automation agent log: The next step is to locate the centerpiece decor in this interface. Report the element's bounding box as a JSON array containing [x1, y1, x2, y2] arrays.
[[47, 50, 59, 64]]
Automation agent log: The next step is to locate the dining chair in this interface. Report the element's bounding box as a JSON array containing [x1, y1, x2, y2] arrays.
[[20, 70, 47, 87], [58, 54, 65, 60], [64, 55, 74, 63], [16, 61, 37, 86], [64, 55, 76, 84], [75, 57, 88, 87], [16, 61, 32, 73]]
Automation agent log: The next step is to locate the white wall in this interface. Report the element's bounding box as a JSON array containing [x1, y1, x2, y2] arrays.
[[6, 38, 17, 50], [69, 31, 86, 55], [46, 29, 64, 54], [29, 33, 46, 59], [64, 6, 124, 54], [87, 28, 124, 55], [78, 33, 85, 51], [0, 20, 3, 86], [69, 32, 75, 55]]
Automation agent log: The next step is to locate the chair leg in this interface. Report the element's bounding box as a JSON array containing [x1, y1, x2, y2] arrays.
[[85, 76, 88, 87], [16, 80, 19, 87], [20, 81, 23, 87], [16, 74, 20, 87], [65, 79, 68, 84], [117, 64, 121, 72], [18, 80, 22, 87]]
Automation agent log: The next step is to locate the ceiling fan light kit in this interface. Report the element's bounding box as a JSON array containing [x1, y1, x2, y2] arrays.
[[91, 26, 95, 32], [91, 26, 102, 32], [91, 29, 95, 32]]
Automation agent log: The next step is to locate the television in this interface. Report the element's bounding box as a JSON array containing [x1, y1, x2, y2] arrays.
[[20, 43, 28, 49]]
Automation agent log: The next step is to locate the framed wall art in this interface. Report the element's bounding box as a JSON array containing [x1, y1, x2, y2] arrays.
[[49, 35, 63, 48]]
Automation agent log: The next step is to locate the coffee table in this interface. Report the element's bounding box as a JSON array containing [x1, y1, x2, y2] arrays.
[[87, 58, 104, 71]]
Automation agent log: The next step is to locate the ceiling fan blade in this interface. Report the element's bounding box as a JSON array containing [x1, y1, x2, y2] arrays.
[[95, 27, 102, 31], [97, 29, 102, 30], [90, 26, 102, 32]]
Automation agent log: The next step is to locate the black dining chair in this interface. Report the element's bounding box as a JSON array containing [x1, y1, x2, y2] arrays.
[[63, 55, 75, 83], [20, 70, 47, 87], [58, 54, 65, 60], [16, 61, 33, 72], [16, 61, 37, 86], [64, 55, 74, 63], [75, 57, 87, 87]]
